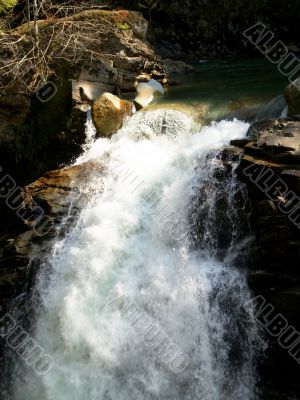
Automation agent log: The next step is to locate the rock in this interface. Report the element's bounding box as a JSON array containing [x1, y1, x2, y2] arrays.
[[92, 93, 133, 137], [71, 80, 113, 104], [219, 145, 244, 162], [229, 113, 300, 395], [136, 73, 152, 82], [0, 161, 105, 306], [243, 119, 300, 164], [78, 60, 119, 87], [0, 9, 168, 185], [23, 163, 102, 220], [0, 94, 31, 168], [257, 122, 300, 150], [0, 80, 91, 186], [163, 59, 194, 74], [284, 78, 300, 116], [230, 138, 254, 148], [231, 117, 300, 276], [134, 79, 164, 109], [256, 199, 278, 216], [257, 95, 288, 120], [125, 11, 149, 40], [10, 10, 164, 95], [0, 231, 33, 300]]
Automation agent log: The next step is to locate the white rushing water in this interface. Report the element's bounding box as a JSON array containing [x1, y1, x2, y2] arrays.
[[13, 110, 260, 400]]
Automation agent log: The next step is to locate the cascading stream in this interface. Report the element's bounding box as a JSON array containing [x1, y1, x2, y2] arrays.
[[12, 110, 261, 400]]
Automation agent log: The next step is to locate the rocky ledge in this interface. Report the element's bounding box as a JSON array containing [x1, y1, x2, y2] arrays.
[[229, 117, 300, 394]]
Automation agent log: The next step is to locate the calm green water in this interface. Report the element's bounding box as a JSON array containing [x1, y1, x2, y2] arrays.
[[159, 58, 290, 120], [164, 58, 288, 104]]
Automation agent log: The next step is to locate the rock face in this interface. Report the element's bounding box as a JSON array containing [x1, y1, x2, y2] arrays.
[[92, 93, 133, 137], [233, 118, 300, 274], [0, 95, 31, 179], [0, 10, 167, 185], [284, 78, 300, 116], [0, 80, 89, 186], [230, 118, 300, 394], [0, 162, 105, 309], [133, 1, 300, 59]]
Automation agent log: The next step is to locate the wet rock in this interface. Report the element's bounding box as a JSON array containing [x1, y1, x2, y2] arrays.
[[0, 161, 105, 306], [231, 115, 300, 308], [23, 163, 103, 220], [243, 119, 300, 164], [228, 116, 300, 385], [0, 231, 33, 300], [163, 59, 194, 74], [256, 199, 278, 216], [92, 93, 133, 137], [230, 138, 254, 148], [284, 78, 300, 116]]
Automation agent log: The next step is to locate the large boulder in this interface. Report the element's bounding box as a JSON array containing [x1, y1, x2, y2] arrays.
[[92, 93, 133, 137], [134, 79, 164, 109], [284, 78, 300, 116]]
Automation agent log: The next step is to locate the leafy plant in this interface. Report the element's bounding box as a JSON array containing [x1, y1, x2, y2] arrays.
[[117, 21, 130, 30], [0, 0, 18, 14]]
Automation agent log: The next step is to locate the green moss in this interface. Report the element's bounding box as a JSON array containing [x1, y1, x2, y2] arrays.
[[117, 22, 131, 30], [0, 0, 18, 14]]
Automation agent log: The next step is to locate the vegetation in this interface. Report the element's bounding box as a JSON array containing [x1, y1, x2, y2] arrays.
[[0, 0, 18, 14], [0, 1, 114, 95], [0, 0, 299, 96]]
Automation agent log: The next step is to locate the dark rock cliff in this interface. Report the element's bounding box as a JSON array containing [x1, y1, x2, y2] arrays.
[[230, 118, 300, 396]]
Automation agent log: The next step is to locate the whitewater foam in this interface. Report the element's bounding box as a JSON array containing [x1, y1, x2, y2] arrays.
[[12, 111, 260, 400]]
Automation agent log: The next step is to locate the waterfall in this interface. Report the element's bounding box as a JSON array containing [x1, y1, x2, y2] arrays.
[[11, 110, 261, 400]]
